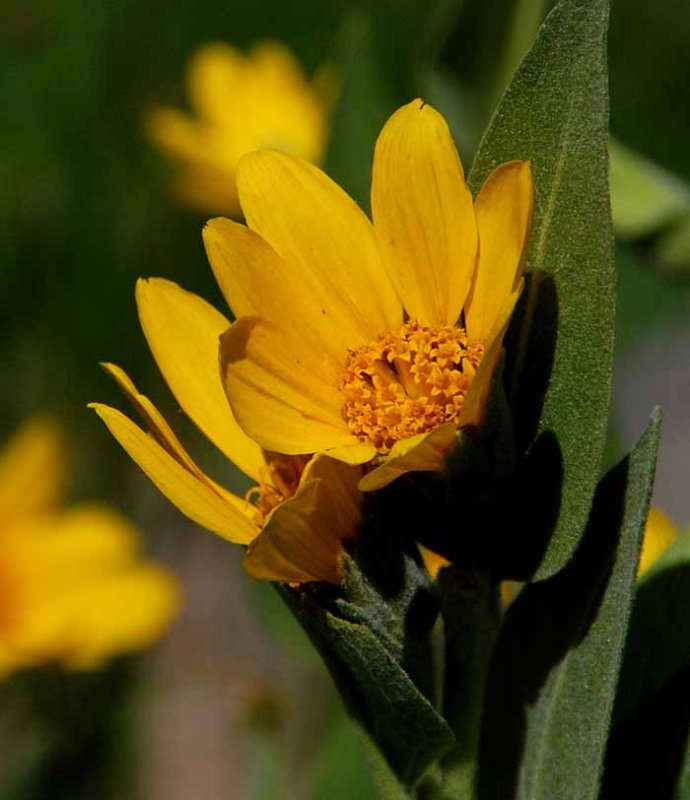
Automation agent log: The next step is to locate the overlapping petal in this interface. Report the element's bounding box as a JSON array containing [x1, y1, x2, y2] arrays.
[[90, 404, 257, 545], [371, 99, 478, 326], [238, 149, 402, 349], [220, 317, 360, 455], [244, 455, 362, 583], [136, 277, 265, 482]]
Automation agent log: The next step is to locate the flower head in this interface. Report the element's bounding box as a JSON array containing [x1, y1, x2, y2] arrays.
[[91, 278, 361, 584], [0, 418, 179, 676], [208, 99, 534, 490], [146, 41, 335, 215]]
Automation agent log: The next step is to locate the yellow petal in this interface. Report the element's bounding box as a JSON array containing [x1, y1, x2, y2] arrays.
[[359, 422, 458, 491], [419, 545, 449, 579], [460, 284, 522, 427], [136, 277, 265, 483], [638, 507, 677, 576], [204, 217, 375, 384], [237, 149, 402, 348], [171, 166, 240, 216], [465, 161, 534, 342], [99, 363, 252, 515], [90, 404, 257, 545], [144, 106, 208, 165], [62, 565, 180, 669], [186, 42, 243, 125], [371, 99, 478, 325], [0, 417, 66, 520], [220, 317, 361, 455], [244, 455, 361, 583]]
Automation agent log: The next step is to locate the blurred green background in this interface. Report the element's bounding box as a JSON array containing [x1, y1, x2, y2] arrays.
[[2, 0, 690, 797]]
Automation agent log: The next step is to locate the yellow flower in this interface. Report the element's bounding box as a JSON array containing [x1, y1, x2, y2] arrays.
[[208, 99, 534, 491], [0, 418, 179, 676], [638, 506, 677, 577], [146, 41, 335, 215], [90, 278, 361, 584]]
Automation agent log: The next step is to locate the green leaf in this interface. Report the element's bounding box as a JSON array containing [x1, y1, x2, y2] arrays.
[[469, 0, 615, 580], [477, 409, 661, 800], [278, 550, 455, 791], [610, 138, 690, 240], [613, 528, 690, 723]]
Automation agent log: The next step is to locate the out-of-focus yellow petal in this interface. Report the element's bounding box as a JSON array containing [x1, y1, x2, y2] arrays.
[[359, 422, 457, 492], [460, 284, 522, 427], [638, 507, 677, 576], [220, 317, 360, 456], [371, 99, 478, 326], [244, 455, 361, 583], [90, 404, 257, 545], [145, 107, 208, 165], [237, 149, 402, 347], [62, 565, 181, 670], [172, 167, 240, 216], [136, 277, 265, 482], [186, 42, 243, 125], [465, 161, 534, 342], [0, 417, 66, 520]]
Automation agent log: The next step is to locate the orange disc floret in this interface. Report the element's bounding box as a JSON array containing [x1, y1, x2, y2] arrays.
[[339, 320, 484, 453], [245, 454, 311, 522]]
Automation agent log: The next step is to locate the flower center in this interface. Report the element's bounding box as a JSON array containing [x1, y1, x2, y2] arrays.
[[339, 320, 484, 454], [245, 454, 310, 523]]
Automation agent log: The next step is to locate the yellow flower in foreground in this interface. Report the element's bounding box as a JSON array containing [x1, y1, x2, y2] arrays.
[[0, 418, 179, 676], [146, 41, 334, 215], [91, 278, 361, 584], [638, 506, 677, 577], [208, 99, 534, 490]]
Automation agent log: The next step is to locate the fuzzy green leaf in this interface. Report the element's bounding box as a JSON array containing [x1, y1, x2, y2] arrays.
[[477, 409, 661, 800], [469, 0, 615, 580], [278, 550, 454, 791]]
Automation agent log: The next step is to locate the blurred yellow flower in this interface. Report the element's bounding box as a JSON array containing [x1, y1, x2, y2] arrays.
[[91, 278, 361, 584], [638, 506, 677, 577], [146, 41, 335, 215], [0, 418, 179, 677], [209, 99, 534, 491]]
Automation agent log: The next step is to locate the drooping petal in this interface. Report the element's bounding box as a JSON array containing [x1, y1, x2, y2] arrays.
[[237, 149, 402, 350], [371, 99, 478, 326], [0, 417, 66, 520], [90, 404, 257, 545], [136, 277, 265, 482], [220, 317, 362, 456], [358, 422, 458, 492], [465, 161, 534, 342], [244, 455, 362, 583]]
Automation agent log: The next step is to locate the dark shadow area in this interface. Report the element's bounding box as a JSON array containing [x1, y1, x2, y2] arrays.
[[613, 562, 690, 724], [503, 272, 560, 456], [601, 665, 690, 800], [476, 450, 631, 799]]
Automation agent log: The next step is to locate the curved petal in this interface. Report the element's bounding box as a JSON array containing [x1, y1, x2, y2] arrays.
[[244, 455, 362, 583], [204, 217, 355, 383], [90, 404, 257, 545], [237, 149, 401, 349], [465, 161, 534, 342], [358, 422, 457, 492], [460, 284, 522, 427], [0, 417, 65, 520], [136, 277, 265, 482], [220, 317, 362, 456], [371, 99, 478, 326]]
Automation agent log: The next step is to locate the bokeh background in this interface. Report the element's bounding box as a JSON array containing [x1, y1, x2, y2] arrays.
[[2, 0, 690, 797]]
